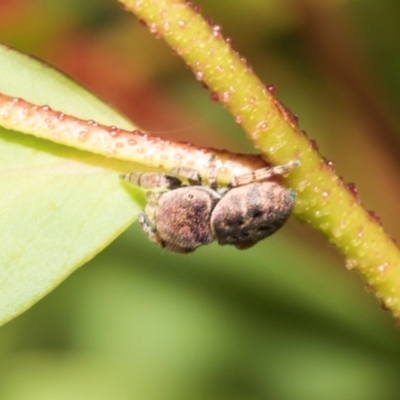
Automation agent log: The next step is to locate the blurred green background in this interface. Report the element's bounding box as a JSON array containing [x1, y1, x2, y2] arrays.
[[1, 0, 400, 399]]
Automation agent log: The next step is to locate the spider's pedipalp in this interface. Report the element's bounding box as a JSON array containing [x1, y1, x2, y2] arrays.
[[170, 167, 202, 186]]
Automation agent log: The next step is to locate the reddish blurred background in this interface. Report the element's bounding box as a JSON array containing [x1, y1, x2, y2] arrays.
[[1, 1, 400, 399]]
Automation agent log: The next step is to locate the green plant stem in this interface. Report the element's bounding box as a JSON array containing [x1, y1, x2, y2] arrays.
[[0, 93, 265, 180], [119, 0, 400, 318]]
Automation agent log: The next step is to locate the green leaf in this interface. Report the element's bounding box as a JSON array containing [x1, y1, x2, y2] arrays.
[[0, 43, 142, 326]]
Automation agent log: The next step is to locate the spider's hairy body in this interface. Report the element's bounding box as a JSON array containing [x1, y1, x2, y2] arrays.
[[122, 160, 299, 253]]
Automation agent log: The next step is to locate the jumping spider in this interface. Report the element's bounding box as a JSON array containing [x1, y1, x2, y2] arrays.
[[122, 160, 299, 253]]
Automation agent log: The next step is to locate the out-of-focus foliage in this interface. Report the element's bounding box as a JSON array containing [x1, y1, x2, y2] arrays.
[[1, 0, 400, 399], [0, 43, 145, 326]]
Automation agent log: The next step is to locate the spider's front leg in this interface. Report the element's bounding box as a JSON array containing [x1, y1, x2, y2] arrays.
[[170, 166, 203, 186], [170, 164, 219, 190], [231, 160, 300, 187], [121, 171, 183, 190]]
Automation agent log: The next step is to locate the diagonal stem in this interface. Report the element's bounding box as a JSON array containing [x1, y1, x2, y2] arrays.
[[118, 0, 400, 319]]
